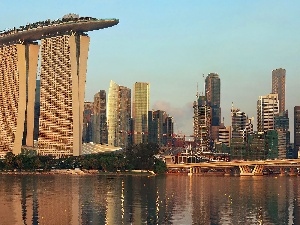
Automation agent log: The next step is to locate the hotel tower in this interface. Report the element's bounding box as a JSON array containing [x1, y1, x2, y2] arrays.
[[0, 14, 118, 157]]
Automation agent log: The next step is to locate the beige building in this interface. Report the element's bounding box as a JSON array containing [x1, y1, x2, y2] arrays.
[[37, 34, 89, 157], [257, 93, 279, 132], [0, 16, 118, 157], [0, 43, 39, 155], [107, 80, 131, 147]]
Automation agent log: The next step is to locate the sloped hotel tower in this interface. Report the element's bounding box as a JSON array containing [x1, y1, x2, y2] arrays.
[[0, 43, 39, 154], [0, 14, 118, 157]]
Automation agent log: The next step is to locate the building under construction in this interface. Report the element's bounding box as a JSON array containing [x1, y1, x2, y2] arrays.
[[193, 95, 211, 152]]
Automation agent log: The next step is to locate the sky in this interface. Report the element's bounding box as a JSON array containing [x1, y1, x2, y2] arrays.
[[0, 1, 299, 141]]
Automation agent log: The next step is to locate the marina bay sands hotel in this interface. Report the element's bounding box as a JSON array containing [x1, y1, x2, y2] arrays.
[[0, 14, 118, 157]]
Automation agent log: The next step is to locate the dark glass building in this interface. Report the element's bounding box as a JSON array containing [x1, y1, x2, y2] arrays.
[[274, 110, 290, 159], [93, 90, 108, 144], [205, 73, 221, 126], [82, 102, 93, 143], [294, 106, 300, 156]]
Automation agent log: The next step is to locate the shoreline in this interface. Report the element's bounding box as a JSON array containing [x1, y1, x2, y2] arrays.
[[0, 169, 156, 176]]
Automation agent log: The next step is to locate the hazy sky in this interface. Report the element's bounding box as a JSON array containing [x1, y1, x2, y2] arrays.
[[0, 1, 299, 140]]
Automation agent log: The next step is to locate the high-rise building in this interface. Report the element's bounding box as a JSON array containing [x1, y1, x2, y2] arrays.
[[193, 95, 211, 152], [38, 34, 90, 157], [164, 116, 174, 147], [257, 94, 279, 132], [0, 43, 39, 154], [294, 106, 300, 155], [218, 123, 231, 147], [274, 110, 289, 159], [93, 90, 108, 144], [230, 106, 254, 142], [148, 110, 173, 147], [272, 68, 286, 113], [231, 107, 248, 140], [132, 82, 150, 144], [34, 79, 41, 141], [0, 15, 118, 157], [205, 73, 221, 126], [107, 81, 131, 147], [82, 102, 94, 143]]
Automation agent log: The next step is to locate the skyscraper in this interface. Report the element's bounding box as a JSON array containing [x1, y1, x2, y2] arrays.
[[218, 123, 231, 147], [205, 73, 221, 126], [148, 110, 167, 147], [0, 15, 118, 157], [193, 95, 211, 152], [34, 79, 41, 142], [294, 106, 300, 155], [38, 34, 90, 157], [274, 110, 289, 159], [0, 43, 39, 154], [132, 82, 150, 144], [82, 102, 94, 143], [272, 68, 286, 113], [230, 106, 254, 143], [93, 90, 108, 144], [257, 94, 279, 132], [107, 81, 131, 147]]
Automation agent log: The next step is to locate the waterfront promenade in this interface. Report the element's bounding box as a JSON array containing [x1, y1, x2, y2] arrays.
[[165, 156, 300, 176]]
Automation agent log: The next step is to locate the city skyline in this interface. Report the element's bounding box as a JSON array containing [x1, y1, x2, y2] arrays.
[[0, 1, 299, 140]]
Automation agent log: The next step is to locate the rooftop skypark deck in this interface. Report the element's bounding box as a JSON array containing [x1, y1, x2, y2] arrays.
[[0, 16, 119, 45]]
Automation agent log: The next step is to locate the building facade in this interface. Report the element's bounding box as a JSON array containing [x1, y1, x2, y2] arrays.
[[38, 34, 90, 157], [295, 106, 300, 155], [272, 68, 286, 113], [132, 82, 149, 144], [193, 95, 211, 152], [0, 43, 39, 154], [231, 107, 248, 140], [148, 110, 173, 147], [205, 73, 221, 126], [0, 15, 119, 157], [93, 90, 108, 144], [218, 123, 231, 147], [83, 102, 94, 143], [257, 93, 279, 132], [0, 16, 118, 157], [107, 81, 131, 148], [274, 110, 289, 159]]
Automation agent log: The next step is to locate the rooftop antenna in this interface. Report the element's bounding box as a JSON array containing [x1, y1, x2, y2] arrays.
[[202, 74, 205, 96], [196, 82, 199, 98]]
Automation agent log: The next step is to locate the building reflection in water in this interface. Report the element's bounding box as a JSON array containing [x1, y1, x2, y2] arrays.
[[1, 174, 300, 224]]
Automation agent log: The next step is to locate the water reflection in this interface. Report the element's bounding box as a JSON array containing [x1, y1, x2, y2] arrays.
[[0, 174, 300, 224]]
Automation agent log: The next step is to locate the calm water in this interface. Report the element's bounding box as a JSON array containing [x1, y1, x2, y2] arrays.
[[0, 174, 300, 225]]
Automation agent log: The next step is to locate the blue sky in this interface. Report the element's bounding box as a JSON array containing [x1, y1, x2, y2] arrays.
[[0, 1, 299, 140]]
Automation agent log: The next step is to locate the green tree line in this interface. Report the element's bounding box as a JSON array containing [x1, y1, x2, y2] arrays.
[[0, 143, 167, 174]]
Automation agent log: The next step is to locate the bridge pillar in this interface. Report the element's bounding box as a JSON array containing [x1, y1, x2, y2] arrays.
[[289, 168, 297, 176], [279, 167, 285, 176], [224, 168, 231, 176], [252, 165, 264, 176], [239, 165, 252, 176], [188, 167, 193, 176]]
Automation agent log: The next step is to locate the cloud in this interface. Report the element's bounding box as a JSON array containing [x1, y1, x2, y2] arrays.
[[151, 100, 194, 135]]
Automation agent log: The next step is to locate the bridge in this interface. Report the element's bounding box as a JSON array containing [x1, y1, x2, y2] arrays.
[[165, 156, 300, 176]]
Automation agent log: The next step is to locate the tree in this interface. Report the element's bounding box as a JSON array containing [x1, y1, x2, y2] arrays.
[[4, 152, 15, 171], [125, 143, 160, 170]]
